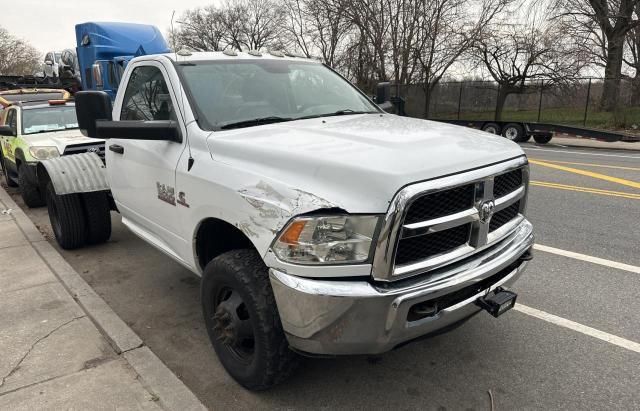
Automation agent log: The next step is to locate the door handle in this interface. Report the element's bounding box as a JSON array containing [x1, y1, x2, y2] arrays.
[[109, 144, 124, 154]]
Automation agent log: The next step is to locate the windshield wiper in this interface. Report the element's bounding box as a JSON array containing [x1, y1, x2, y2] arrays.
[[219, 116, 293, 130], [297, 109, 377, 120]]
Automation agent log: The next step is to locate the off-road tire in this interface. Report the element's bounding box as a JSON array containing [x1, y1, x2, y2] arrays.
[[533, 134, 553, 144], [1, 155, 18, 187], [45, 181, 87, 249], [482, 122, 501, 135], [201, 249, 299, 390], [18, 165, 45, 207], [502, 123, 527, 142], [82, 191, 111, 245]]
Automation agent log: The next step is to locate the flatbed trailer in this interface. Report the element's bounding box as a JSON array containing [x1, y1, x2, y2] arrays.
[[433, 119, 640, 144]]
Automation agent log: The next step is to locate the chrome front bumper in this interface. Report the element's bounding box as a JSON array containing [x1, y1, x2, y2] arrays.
[[269, 219, 534, 355]]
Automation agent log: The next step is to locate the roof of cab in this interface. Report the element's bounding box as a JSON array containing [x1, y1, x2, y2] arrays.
[[133, 50, 320, 64]]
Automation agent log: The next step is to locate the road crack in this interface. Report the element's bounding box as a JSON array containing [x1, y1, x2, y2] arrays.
[[0, 315, 86, 389]]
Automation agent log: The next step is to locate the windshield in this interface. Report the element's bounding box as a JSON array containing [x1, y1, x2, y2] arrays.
[[177, 60, 378, 130], [22, 106, 78, 134]]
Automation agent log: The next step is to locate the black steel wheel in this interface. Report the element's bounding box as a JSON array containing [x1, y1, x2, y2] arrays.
[[482, 122, 501, 135], [201, 249, 299, 390]]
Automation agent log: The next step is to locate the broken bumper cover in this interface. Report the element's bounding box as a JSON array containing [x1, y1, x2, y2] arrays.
[[269, 219, 534, 355]]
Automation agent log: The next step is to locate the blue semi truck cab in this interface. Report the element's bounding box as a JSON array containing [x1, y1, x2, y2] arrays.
[[75, 22, 170, 99]]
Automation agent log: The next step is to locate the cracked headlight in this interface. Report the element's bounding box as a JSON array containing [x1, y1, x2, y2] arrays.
[[272, 215, 380, 264], [29, 146, 60, 160]]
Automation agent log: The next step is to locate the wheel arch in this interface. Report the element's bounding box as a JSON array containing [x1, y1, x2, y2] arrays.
[[193, 217, 259, 274]]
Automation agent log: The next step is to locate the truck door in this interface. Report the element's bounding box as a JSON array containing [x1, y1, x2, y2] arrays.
[[107, 62, 188, 262]]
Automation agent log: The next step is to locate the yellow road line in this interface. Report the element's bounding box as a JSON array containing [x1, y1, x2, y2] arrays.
[[529, 158, 640, 172], [531, 180, 640, 200], [529, 159, 640, 190]]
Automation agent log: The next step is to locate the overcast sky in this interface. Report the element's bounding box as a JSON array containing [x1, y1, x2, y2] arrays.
[[1, 0, 217, 54]]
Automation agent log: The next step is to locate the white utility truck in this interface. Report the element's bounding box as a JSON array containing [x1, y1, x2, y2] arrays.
[[39, 51, 534, 390]]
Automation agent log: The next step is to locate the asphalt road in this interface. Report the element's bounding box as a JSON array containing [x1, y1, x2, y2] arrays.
[[6, 141, 640, 410]]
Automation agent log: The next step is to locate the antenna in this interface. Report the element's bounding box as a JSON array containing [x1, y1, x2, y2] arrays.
[[170, 10, 178, 61], [171, 9, 195, 171]]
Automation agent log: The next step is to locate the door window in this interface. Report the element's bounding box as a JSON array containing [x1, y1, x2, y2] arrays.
[[6, 109, 17, 134], [120, 66, 176, 121]]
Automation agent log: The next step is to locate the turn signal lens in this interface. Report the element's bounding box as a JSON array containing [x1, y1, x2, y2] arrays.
[[279, 220, 307, 244]]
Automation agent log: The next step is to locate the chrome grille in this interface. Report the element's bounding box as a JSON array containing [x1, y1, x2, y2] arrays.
[[490, 200, 521, 232], [396, 223, 471, 266], [63, 143, 105, 160], [404, 185, 475, 224], [372, 157, 529, 282]]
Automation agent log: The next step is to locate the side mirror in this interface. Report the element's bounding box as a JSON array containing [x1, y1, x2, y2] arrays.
[[45, 60, 54, 66], [96, 120, 182, 143], [376, 82, 391, 104], [0, 125, 15, 137], [75, 91, 113, 138], [376, 82, 394, 113]]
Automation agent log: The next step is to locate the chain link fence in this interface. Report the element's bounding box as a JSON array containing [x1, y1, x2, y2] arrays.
[[395, 78, 640, 132]]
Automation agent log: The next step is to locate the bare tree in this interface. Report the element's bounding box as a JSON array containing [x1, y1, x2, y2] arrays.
[[415, 0, 509, 117], [556, 0, 640, 110], [475, 5, 586, 120], [624, 2, 640, 103], [175, 6, 227, 51], [0, 26, 40, 75]]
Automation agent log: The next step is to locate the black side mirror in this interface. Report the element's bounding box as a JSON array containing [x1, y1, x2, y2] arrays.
[[0, 125, 15, 137], [376, 82, 394, 113], [376, 82, 391, 104], [96, 120, 182, 143], [75, 91, 113, 138]]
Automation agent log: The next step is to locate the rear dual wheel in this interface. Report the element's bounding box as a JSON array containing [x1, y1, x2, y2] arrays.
[[45, 182, 111, 249]]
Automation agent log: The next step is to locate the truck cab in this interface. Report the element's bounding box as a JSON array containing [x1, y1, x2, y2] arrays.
[[75, 22, 170, 99], [40, 51, 534, 391]]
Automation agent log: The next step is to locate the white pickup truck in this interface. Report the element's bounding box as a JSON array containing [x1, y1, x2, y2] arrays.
[[39, 51, 534, 390]]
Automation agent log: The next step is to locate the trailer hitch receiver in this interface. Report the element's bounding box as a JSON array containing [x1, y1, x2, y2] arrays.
[[476, 288, 517, 318]]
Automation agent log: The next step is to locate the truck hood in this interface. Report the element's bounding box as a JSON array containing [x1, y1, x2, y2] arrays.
[[24, 129, 103, 154], [207, 114, 525, 213]]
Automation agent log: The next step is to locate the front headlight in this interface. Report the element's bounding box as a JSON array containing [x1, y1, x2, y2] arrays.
[[272, 215, 380, 265], [29, 146, 60, 160]]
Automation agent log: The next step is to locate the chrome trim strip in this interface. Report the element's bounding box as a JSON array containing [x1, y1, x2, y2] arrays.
[[494, 186, 525, 212], [371, 156, 529, 282], [394, 244, 474, 276], [402, 208, 478, 237]]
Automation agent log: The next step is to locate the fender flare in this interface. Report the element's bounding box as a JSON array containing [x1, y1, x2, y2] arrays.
[[37, 152, 109, 195]]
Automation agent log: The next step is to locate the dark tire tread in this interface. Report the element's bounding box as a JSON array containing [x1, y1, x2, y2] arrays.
[[202, 249, 299, 391], [82, 192, 111, 244], [45, 182, 86, 249], [19, 166, 45, 207]]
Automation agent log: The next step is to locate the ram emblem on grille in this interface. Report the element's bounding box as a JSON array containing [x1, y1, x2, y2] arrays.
[[478, 200, 495, 224]]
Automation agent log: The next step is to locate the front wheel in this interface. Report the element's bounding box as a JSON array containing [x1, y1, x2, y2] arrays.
[[18, 165, 45, 207], [1, 155, 18, 187], [201, 249, 299, 390]]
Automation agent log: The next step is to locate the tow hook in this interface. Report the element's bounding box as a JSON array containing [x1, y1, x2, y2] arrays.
[[475, 288, 518, 318]]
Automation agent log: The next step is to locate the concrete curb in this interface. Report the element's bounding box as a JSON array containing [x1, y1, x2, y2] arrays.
[[0, 186, 206, 411]]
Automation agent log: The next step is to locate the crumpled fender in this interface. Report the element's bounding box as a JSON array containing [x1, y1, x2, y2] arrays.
[[37, 152, 109, 195]]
